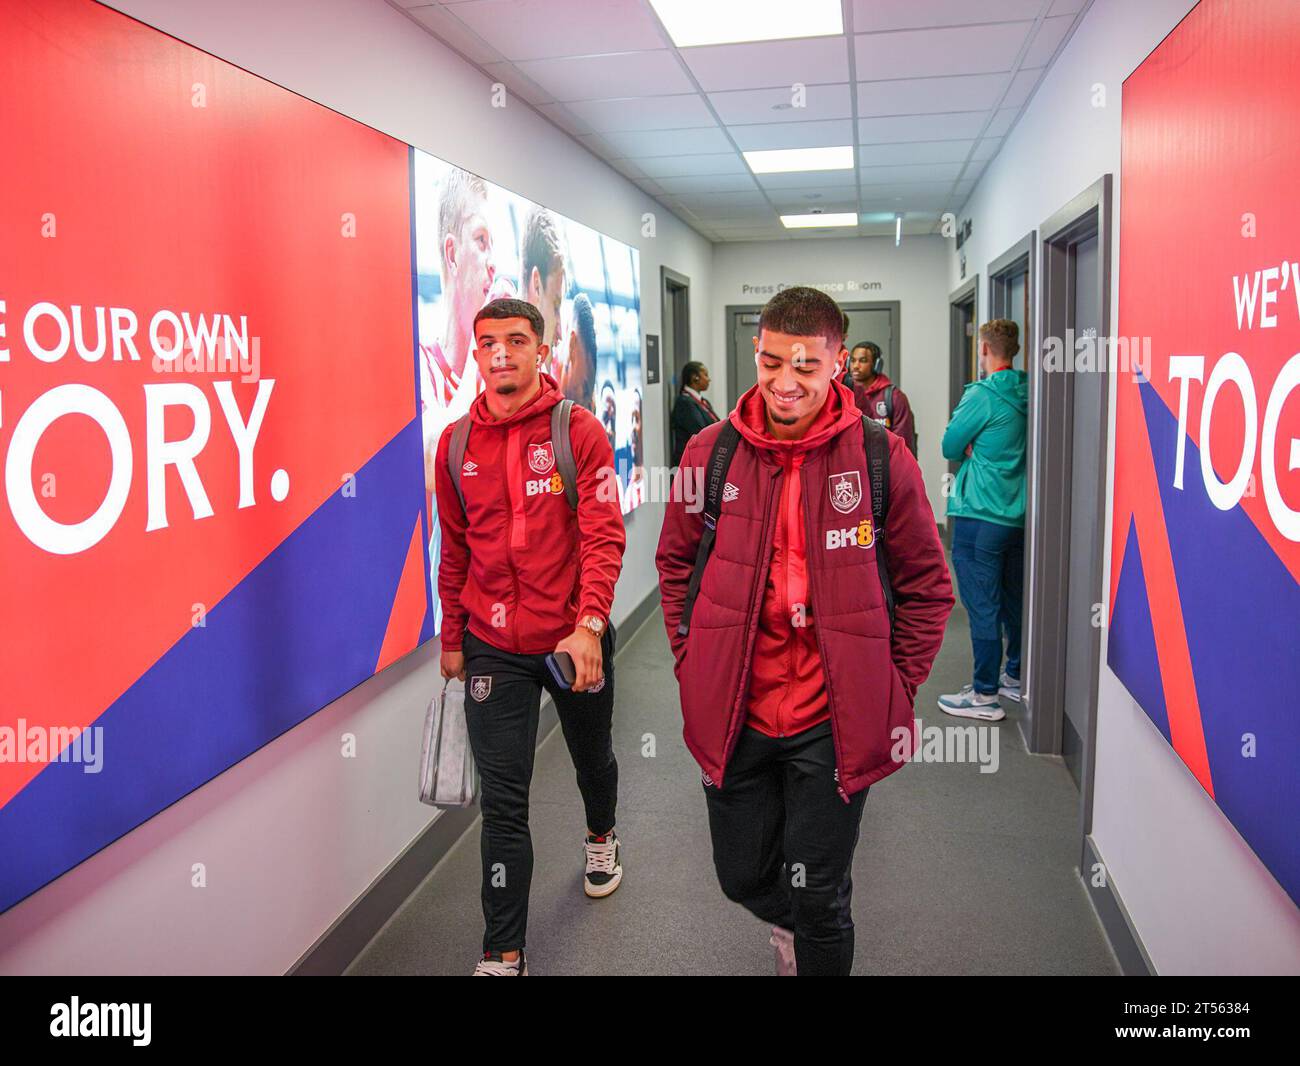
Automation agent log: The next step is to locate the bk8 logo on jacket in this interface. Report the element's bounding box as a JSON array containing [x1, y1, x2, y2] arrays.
[[525, 473, 565, 497], [825, 517, 875, 551]]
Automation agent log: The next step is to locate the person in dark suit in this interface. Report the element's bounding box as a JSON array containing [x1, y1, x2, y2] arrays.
[[670, 361, 720, 467]]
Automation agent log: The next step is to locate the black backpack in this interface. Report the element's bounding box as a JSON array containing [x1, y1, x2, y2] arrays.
[[677, 414, 893, 637]]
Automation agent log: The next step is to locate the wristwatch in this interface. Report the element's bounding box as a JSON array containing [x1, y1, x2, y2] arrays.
[[578, 615, 606, 637]]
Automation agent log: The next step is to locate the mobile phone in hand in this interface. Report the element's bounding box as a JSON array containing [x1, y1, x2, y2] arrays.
[[545, 650, 576, 690]]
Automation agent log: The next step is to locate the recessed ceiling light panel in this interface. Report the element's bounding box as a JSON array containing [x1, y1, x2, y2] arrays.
[[743, 146, 854, 173], [780, 212, 858, 228], [648, 0, 843, 48]]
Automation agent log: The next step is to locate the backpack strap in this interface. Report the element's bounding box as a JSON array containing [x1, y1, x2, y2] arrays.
[[551, 399, 579, 510], [447, 415, 473, 515], [676, 421, 741, 637], [883, 383, 896, 427], [862, 415, 895, 630]]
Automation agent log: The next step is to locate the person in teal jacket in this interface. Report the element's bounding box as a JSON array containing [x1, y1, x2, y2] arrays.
[[938, 320, 1028, 721]]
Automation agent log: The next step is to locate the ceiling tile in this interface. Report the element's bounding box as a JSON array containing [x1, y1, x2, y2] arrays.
[[575, 130, 627, 158], [1002, 67, 1043, 108], [859, 161, 965, 184], [669, 189, 771, 210], [680, 36, 850, 93], [854, 22, 1033, 81], [657, 173, 759, 194], [564, 93, 717, 131], [405, 4, 503, 65], [857, 111, 987, 143], [729, 119, 855, 152], [686, 205, 779, 223], [859, 190, 949, 211], [515, 50, 692, 102], [480, 61, 555, 105], [604, 156, 649, 181], [849, 180, 954, 200], [534, 102, 593, 136], [707, 83, 853, 125], [601, 126, 732, 155], [850, 0, 1046, 32], [766, 187, 859, 207], [858, 139, 976, 166], [970, 136, 1003, 162], [1022, 14, 1077, 68], [984, 106, 1020, 137], [961, 158, 990, 185], [857, 73, 1013, 116], [753, 168, 859, 190], [441, 0, 667, 62], [635, 152, 749, 178]]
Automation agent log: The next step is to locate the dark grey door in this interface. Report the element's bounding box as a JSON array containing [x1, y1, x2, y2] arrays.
[[1061, 233, 1103, 784], [729, 310, 761, 410]]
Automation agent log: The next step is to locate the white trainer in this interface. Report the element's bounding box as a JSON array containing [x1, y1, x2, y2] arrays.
[[583, 830, 623, 898], [937, 685, 1006, 721], [472, 950, 527, 976]]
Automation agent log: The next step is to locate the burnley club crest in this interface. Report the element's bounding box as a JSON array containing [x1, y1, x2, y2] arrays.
[[829, 470, 862, 515], [528, 440, 555, 475]]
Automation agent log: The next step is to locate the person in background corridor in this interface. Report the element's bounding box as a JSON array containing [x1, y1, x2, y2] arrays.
[[670, 361, 719, 467], [846, 341, 917, 456], [656, 286, 953, 976], [938, 319, 1029, 721], [436, 298, 626, 976]]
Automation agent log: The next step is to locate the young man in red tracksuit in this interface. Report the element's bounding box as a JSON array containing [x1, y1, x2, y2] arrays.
[[436, 298, 627, 977], [846, 341, 916, 456], [656, 286, 953, 976]]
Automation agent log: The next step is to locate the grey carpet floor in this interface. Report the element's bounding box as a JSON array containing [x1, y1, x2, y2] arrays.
[[348, 601, 1120, 976]]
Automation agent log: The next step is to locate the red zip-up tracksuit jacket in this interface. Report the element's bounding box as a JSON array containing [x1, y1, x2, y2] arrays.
[[435, 372, 626, 654], [656, 379, 953, 797]]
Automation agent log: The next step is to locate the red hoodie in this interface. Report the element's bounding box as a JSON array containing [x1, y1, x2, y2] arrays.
[[735, 381, 861, 738], [656, 378, 953, 796], [849, 373, 916, 455], [435, 372, 626, 654]]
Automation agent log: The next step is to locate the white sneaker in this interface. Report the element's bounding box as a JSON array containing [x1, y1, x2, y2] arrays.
[[770, 925, 796, 977], [937, 685, 1005, 721], [473, 950, 527, 976], [583, 830, 623, 898], [998, 671, 1022, 703]]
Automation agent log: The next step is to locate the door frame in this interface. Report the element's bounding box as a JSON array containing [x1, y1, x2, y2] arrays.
[[988, 231, 1036, 367], [1023, 175, 1113, 853], [726, 299, 902, 413], [661, 266, 691, 468], [947, 276, 980, 525]]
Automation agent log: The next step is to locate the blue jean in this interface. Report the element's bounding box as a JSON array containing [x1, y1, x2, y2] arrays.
[[950, 516, 1023, 695]]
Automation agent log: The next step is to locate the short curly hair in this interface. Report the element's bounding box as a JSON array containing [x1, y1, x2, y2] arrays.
[[979, 318, 1020, 361], [759, 286, 845, 350], [473, 297, 545, 341]]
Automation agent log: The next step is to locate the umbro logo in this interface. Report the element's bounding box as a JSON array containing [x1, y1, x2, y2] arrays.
[[462, 460, 478, 476], [722, 482, 739, 503]]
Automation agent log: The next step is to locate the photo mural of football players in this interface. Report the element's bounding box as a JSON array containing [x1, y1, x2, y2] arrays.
[[413, 149, 644, 635], [625, 387, 646, 509], [420, 165, 498, 631], [561, 291, 599, 413], [520, 206, 566, 369]]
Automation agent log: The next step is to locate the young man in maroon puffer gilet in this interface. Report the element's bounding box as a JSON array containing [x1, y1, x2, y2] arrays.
[[656, 287, 953, 976]]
